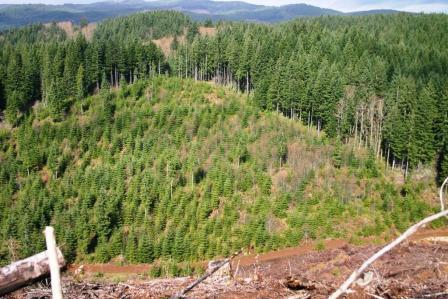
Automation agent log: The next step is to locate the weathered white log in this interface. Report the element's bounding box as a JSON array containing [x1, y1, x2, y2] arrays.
[[0, 246, 65, 296], [45, 226, 63, 299], [329, 177, 448, 299]]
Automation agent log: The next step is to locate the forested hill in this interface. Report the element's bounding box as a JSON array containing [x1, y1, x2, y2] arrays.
[[1, 11, 447, 180], [0, 0, 403, 30], [0, 76, 441, 268], [0, 11, 448, 268]]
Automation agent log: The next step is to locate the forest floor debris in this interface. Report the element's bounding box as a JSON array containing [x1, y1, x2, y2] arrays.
[[5, 230, 448, 298]]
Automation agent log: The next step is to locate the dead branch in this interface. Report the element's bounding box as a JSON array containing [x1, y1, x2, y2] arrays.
[[171, 250, 242, 299], [421, 291, 448, 298], [287, 292, 311, 299], [365, 292, 385, 299], [329, 177, 448, 299]]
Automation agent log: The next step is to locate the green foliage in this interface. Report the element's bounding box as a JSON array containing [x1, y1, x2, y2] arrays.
[[169, 13, 447, 177], [0, 77, 346, 264], [0, 11, 446, 267], [5, 73, 414, 266], [362, 150, 380, 178], [332, 141, 343, 169]]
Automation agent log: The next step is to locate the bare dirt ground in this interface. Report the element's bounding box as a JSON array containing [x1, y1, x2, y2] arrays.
[[6, 229, 448, 298], [44, 21, 96, 40]]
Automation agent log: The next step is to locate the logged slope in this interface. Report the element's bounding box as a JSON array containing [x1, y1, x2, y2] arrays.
[[0, 77, 441, 269]]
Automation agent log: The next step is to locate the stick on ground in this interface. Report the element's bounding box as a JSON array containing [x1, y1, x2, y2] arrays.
[[329, 177, 448, 299]]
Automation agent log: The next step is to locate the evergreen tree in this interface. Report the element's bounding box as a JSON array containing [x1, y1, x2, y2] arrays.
[[47, 78, 67, 119], [137, 235, 154, 263], [76, 65, 86, 101]]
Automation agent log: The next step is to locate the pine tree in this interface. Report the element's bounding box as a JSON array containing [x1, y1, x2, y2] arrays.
[[383, 76, 417, 169], [137, 235, 154, 263], [125, 231, 137, 263], [5, 91, 23, 124], [413, 82, 437, 164], [76, 65, 86, 101], [332, 140, 343, 169], [47, 78, 67, 119]]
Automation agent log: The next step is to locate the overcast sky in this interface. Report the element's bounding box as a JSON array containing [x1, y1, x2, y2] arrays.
[[1, 0, 447, 13]]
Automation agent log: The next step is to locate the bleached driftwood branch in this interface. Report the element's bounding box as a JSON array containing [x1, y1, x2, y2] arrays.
[[329, 177, 448, 299]]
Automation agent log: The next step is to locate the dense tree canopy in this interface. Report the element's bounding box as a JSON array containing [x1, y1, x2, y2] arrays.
[[168, 14, 448, 177], [0, 76, 438, 268], [0, 11, 447, 269]]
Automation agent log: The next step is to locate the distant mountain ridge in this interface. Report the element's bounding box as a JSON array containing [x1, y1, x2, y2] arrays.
[[0, 0, 403, 30]]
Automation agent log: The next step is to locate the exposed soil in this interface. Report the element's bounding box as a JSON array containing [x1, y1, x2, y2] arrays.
[[198, 27, 216, 37], [152, 27, 215, 57], [68, 228, 448, 274], [152, 36, 175, 57], [45, 21, 96, 40], [6, 228, 448, 298]]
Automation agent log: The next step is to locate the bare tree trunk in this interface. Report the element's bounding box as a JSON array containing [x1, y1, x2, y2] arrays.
[[386, 144, 390, 169], [307, 110, 311, 128], [185, 46, 188, 79], [45, 227, 63, 299], [205, 54, 208, 81], [317, 119, 321, 137], [359, 104, 364, 149], [246, 71, 249, 94], [405, 158, 409, 179], [440, 177, 448, 211]]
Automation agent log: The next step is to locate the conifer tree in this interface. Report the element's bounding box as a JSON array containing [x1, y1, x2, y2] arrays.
[[137, 235, 154, 263], [75, 65, 86, 101]]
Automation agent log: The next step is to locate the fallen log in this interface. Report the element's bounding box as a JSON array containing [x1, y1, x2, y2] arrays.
[[0, 247, 65, 296]]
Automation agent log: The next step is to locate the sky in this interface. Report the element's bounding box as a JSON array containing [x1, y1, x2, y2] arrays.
[[247, 0, 448, 12], [1, 0, 447, 13]]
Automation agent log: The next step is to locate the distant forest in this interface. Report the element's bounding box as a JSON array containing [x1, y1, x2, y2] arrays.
[[0, 11, 448, 267]]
